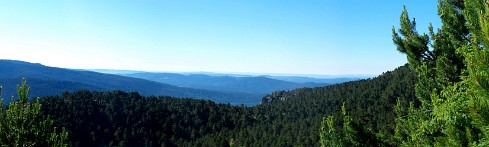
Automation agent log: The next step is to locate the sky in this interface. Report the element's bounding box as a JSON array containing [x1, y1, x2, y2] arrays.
[[0, 0, 441, 76]]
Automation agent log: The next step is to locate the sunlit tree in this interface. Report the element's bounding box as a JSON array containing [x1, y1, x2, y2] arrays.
[[390, 0, 489, 146], [0, 78, 68, 147], [320, 0, 489, 146]]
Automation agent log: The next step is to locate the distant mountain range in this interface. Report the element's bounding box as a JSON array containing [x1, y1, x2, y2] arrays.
[[262, 75, 360, 84], [0, 60, 249, 104], [91, 70, 364, 98], [121, 72, 330, 94], [0, 60, 362, 105], [90, 69, 366, 84]]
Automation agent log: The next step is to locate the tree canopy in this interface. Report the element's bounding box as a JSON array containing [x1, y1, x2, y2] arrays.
[[320, 0, 489, 146]]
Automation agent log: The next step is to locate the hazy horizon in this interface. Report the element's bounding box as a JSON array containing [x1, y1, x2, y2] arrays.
[[0, 1, 441, 75], [87, 67, 376, 78]]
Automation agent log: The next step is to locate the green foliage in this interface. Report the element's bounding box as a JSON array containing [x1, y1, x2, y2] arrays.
[[463, 0, 489, 145], [320, 116, 338, 147], [40, 90, 255, 146], [392, 1, 466, 108], [0, 78, 68, 147], [319, 104, 389, 147], [320, 0, 489, 146], [390, 0, 489, 146], [389, 0, 472, 145]]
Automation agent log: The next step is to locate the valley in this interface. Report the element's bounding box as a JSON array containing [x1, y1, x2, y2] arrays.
[[0, 60, 360, 105]]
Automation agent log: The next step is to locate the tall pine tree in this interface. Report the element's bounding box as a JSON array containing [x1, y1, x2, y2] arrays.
[[320, 0, 489, 146]]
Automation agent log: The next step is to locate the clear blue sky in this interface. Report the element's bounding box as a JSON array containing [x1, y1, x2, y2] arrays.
[[0, 0, 440, 75]]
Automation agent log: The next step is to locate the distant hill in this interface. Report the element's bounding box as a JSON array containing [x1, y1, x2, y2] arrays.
[[93, 69, 364, 85], [263, 75, 361, 84], [0, 60, 253, 104], [86, 69, 142, 75], [122, 72, 330, 95]]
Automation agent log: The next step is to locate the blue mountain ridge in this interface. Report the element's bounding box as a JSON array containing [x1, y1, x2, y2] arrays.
[[0, 60, 254, 104], [122, 72, 331, 94], [0, 60, 360, 105]]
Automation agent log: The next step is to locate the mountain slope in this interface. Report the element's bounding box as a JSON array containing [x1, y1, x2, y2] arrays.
[[193, 64, 418, 146], [39, 64, 418, 146], [0, 60, 249, 104], [123, 72, 329, 94]]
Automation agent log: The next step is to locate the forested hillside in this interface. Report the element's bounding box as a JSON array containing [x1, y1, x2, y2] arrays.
[[40, 91, 252, 146], [191, 64, 417, 146], [38, 64, 416, 146]]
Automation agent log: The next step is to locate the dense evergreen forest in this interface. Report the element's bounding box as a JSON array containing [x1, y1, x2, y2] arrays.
[[35, 64, 416, 146]]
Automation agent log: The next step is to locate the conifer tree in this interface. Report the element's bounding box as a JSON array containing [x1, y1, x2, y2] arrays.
[[320, 0, 489, 146], [391, 0, 489, 146], [320, 104, 382, 147], [0, 78, 68, 147], [463, 0, 489, 145]]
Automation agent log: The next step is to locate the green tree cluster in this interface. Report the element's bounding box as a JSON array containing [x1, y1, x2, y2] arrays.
[[0, 78, 67, 147], [320, 0, 489, 146], [40, 90, 255, 146]]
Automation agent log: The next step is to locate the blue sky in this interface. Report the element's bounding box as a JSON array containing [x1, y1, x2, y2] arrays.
[[0, 0, 440, 75]]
